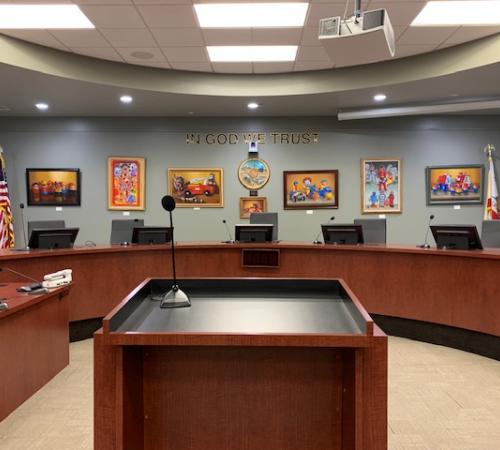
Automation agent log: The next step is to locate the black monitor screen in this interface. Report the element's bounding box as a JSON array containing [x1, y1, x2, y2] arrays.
[[235, 224, 274, 243], [322, 224, 364, 245], [28, 227, 79, 249], [131, 227, 172, 245], [430, 225, 483, 250]]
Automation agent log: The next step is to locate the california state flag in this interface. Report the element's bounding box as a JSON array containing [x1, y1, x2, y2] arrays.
[[484, 151, 499, 220]]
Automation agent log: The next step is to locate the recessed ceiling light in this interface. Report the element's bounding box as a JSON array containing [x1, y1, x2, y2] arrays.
[[207, 46, 298, 62], [247, 102, 259, 110], [120, 95, 133, 104], [374, 94, 387, 102], [412, 1, 500, 26], [35, 103, 49, 111], [0, 5, 94, 29], [194, 3, 309, 28]]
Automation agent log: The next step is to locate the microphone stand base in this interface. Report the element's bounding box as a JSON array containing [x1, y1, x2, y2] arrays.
[[417, 244, 431, 249], [313, 240, 322, 245], [221, 240, 235, 244], [159, 287, 191, 308]]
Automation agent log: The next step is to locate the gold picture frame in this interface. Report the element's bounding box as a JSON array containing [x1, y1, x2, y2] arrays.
[[239, 197, 267, 219], [361, 158, 402, 214], [168, 167, 224, 207], [107, 156, 146, 210]]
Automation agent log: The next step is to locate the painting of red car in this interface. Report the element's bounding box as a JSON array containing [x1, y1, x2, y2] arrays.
[[183, 183, 219, 197]]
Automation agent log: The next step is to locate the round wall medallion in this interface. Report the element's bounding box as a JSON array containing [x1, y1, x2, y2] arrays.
[[238, 158, 270, 190]]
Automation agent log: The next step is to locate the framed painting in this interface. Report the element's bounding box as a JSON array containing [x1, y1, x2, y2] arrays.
[[283, 170, 338, 209], [426, 164, 484, 205], [361, 158, 402, 213], [240, 197, 267, 219], [108, 156, 146, 210], [26, 168, 81, 206], [238, 158, 270, 190], [168, 168, 224, 207]]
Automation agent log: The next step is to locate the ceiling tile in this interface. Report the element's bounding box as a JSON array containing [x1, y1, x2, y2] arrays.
[[398, 27, 457, 45], [306, 3, 351, 27], [74, 0, 132, 4], [253, 62, 295, 73], [202, 29, 252, 45], [212, 62, 252, 73], [100, 29, 156, 47], [133, 61, 172, 69], [0, 30, 66, 48], [133, 0, 191, 4], [395, 44, 436, 58], [116, 46, 166, 62], [301, 27, 321, 46], [296, 45, 331, 62], [151, 28, 204, 47], [442, 26, 500, 46], [70, 47, 124, 62], [79, 6, 146, 29], [136, 5, 197, 28], [162, 46, 208, 62], [252, 28, 303, 45], [365, 2, 426, 26], [49, 30, 110, 48], [294, 60, 334, 71], [170, 61, 213, 72]]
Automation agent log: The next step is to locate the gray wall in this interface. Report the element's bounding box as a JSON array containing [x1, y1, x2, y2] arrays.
[[0, 116, 498, 246]]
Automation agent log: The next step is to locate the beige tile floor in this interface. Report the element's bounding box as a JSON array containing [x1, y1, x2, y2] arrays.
[[0, 336, 499, 450]]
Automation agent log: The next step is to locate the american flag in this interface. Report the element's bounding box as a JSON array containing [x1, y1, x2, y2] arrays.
[[484, 144, 499, 220], [0, 145, 15, 248]]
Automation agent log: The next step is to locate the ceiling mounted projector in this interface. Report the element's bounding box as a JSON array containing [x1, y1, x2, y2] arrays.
[[319, 1, 395, 67]]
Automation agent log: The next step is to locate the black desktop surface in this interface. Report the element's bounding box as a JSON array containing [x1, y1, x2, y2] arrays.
[[109, 278, 366, 335]]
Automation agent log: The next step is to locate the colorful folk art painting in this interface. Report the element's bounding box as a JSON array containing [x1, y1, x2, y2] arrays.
[[361, 159, 402, 213], [26, 168, 81, 206], [426, 165, 484, 205], [168, 168, 223, 207], [283, 170, 338, 209], [108, 157, 146, 210]]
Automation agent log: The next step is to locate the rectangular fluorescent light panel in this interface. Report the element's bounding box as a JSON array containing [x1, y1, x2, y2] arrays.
[[194, 3, 309, 28], [412, 1, 500, 26], [0, 5, 94, 29], [207, 45, 298, 62]]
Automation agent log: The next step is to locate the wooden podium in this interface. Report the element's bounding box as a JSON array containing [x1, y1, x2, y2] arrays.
[[94, 278, 387, 450]]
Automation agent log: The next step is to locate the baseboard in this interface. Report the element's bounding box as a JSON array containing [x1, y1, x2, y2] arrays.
[[69, 317, 103, 342], [371, 314, 500, 361]]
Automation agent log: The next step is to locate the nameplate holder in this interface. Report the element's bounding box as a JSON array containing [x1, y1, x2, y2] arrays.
[[241, 249, 280, 268]]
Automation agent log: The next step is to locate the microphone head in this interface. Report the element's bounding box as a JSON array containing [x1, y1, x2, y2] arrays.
[[19, 203, 24, 209], [430, 214, 435, 220], [330, 216, 335, 221], [222, 219, 227, 224], [161, 195, 176, 212]]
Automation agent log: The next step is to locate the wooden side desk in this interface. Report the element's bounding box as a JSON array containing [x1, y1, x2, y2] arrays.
[[0, 284, 70, 421]]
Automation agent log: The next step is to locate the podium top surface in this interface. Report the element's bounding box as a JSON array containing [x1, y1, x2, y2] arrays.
[[104, 278, 374, 345]]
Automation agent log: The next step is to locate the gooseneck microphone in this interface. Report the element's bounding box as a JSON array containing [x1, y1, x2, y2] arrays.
[[418, 214, 435, 249], [19, 203, 29, 250], [222, 219, 235, 244], [154, 195, 190, 308], [313, 216, 335, 244]]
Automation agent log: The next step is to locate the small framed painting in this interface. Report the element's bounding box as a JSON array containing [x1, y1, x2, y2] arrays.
[[108, 156, 146, 210], [26, 168, 81, 206], [283, 170, 338, 209], [168, 168, 224, 207], [426, 164, 484, 205], [361, 158, 402, 213], [240, 197, 267, 219]]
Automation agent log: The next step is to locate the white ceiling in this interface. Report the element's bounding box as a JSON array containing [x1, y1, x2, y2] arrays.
[[1, 0, 500, 73]]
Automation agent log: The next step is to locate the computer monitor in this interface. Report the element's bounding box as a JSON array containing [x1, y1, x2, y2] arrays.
[[353, 218, 386, 244], [28, 227, 79, 249], [430, 225, 483, 250], [27, 220, 66, 239], [322, 224, 364, 245], [131, 226, 172, 245], [235, 224, 274, 243], [250, 212, 278, 241], [110, 219, 144, 244]]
